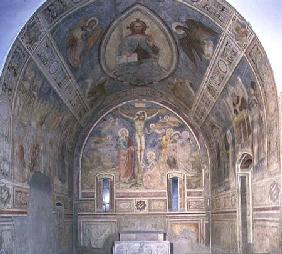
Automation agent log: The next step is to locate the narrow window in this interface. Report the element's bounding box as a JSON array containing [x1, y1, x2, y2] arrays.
[[171, 177, 179, 211], [168, 173, 185, 212], [96, 174, 115, 212], [102, 178, 110, 212]]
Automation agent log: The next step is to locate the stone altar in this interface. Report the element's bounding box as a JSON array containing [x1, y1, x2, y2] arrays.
[[113, 231, 170, 254], [119, 231, 165, 241], [113, 241, 170, 254]]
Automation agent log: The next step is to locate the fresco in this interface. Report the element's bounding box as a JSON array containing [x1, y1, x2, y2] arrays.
[[0, 96, 11, 179], [13, 60, 80, 193], [52, 2, 221, 107], [0, 1, 280, 254], [172, 19, 217, 70], [67, 17, 103, 69], [168, 222, 208, 253], [81, 101, 203, 191], [80, 221, 117, 249], [210, 58, 266, 186], [101, 5, 177, 85]]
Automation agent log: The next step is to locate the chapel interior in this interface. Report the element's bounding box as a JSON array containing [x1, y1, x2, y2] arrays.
[[0, 0, 281, 254]]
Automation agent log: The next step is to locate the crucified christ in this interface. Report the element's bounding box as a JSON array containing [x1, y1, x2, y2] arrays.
[[119, 110, 159, 167]]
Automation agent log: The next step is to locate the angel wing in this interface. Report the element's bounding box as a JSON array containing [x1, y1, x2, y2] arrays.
[[86, 77, 107, 101], [178, 34, 197, 65], [177, 19, 217, 67], [186, 19, 217, 40], [153, 119, 181, 130], [235, 76, 248, 100]]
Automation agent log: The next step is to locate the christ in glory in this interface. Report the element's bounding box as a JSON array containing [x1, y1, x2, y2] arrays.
[[119, 110, 159, 167]]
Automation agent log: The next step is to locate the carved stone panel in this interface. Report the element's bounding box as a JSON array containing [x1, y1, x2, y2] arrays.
[[79, 220, 117, 249], [13, 188, 29, 209], [0, 183, 12, 209]]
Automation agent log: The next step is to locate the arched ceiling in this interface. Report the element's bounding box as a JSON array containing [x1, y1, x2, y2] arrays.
[[0, 0, 279, 168]]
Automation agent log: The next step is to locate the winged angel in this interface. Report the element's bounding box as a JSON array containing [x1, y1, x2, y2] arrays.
[[172, 19, 217, 69]]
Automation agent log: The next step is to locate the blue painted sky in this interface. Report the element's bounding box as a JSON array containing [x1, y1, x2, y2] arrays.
[[0, 0, 281, 91]]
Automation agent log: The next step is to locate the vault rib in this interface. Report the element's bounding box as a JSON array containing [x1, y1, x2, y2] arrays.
[[18, 14, 89, 126]]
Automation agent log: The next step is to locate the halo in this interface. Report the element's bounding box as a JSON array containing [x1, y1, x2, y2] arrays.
[[136, 111, 147, 117], [118, 128, 129, 137], [172, 131, 181, 138], [87, 17, 98, 27], [172, 22, 185, 34], [147, 151, 156, 160], [166, 128, 174, 136], [163, 115, 170, 121], [181, 131, 190, 140]]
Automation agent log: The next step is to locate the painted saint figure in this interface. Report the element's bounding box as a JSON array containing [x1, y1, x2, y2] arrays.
[[167, 131, 180, 170], [177, 131, 193, 173], [248, 82, 264, 168], [67, 17, 103, 68], [117, 128, 134, 182], [114, 19, 166, 85], [120, 110, 158, 167], [160, 128, 173, 165]]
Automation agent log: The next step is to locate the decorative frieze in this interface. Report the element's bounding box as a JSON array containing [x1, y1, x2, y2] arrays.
[[193, 36, 242, 125], [40, 0, 73, 27], [20, 15, 46, 52], [179, 0, 233, 29], [228, 15, 254, 51], [187, 198, 205, 211], [34, 37, 88, 123], [116, 200, 135, 213], [148, 199, 167, 213], [1, 42, 29, 100]]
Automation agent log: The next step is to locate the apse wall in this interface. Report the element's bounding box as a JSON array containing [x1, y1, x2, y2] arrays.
[[73, 99, 211, 254]]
